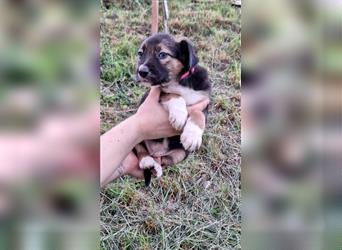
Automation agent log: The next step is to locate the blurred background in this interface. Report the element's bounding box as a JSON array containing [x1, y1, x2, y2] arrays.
[[242, 0, 342, 249], [0, 0, 99, 249], [1, 0, 341, 249]]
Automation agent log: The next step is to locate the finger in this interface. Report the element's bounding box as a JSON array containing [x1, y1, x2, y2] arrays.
[[130, 169, 144, 179], [145, 86, 161, 102], [187, 98, 210, 112]]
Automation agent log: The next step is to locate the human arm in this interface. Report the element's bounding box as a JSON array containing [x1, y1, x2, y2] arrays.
[[100, 87, 209, 187], [100, 87, 178, 187]]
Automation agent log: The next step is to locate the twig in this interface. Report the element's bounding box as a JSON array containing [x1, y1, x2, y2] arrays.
[[162, 0, 169, 33], [151, 0, 159, 34]]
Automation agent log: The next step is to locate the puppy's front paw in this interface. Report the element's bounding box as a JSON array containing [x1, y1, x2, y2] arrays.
[[162, 97, 188, 131], [139, 156, 163, 178], [169, 109, 188, 131], [181, 121, 203, 151]]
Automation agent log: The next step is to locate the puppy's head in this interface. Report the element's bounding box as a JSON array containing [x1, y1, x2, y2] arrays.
[[136, 33, 198, 86]]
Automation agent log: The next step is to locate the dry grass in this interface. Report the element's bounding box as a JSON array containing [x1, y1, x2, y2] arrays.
[[100, 0, 241, 249]]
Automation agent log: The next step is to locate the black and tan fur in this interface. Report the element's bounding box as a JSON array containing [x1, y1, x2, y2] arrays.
[[134, 33, 211, 186]]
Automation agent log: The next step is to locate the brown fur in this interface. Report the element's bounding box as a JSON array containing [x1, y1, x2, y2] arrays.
[[188, 110, 205, 129], [134, 143, 149, 161], [166, 59, 183, 80], [159, 93, 181, 102], [158, 43, 184, 81], [145, 139, 169, 157], [161, 149, 187, 166]]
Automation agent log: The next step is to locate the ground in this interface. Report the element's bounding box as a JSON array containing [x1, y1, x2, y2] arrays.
[[100, 0, 241, 249]]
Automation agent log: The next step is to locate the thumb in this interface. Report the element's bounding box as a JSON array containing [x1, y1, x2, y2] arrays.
[[145, 87, 161, 102]]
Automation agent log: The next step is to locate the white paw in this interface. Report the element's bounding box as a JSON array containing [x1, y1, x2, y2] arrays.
[[139, 156, 163, 178], [153, 163, 163, 178], [181, 121, 203, 151], [169, 109, 188, 131], [162, 97, 188, 131]]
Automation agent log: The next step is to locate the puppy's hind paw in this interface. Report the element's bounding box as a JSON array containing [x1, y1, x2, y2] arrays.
[[139, 156, 163, 178], [139, 156, 156, 169], [153, 163, 162, 178]]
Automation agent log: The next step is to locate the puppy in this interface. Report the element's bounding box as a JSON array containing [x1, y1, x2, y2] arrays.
[[134, 33, 211, 186]]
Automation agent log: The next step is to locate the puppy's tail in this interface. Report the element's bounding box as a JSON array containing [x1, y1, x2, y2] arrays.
[[144, 169, 152, 187]]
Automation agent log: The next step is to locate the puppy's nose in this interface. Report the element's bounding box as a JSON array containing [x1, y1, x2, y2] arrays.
[[138, 65, 149, 78]]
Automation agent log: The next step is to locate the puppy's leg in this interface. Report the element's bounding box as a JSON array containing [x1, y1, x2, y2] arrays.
[[135, 143, 162, 178], [135, 143, 149, 161], [181, 110, 206, 151], [161, 149, 188, 166], [160, 93, 188, 131], [139, 156, 162, 178]]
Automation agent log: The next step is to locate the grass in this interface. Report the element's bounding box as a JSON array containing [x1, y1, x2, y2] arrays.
[[100, 0, 241, 249]]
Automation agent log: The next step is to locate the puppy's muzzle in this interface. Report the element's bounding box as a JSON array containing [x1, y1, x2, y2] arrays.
[[138, 65, 149, 78]]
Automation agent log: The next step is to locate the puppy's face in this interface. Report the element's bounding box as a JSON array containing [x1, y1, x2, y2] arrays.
[[136, 33, 198, 86]]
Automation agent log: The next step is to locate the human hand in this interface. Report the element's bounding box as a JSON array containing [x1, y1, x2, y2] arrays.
[[134, 86, 209, 141], [115, 152, 161, 179], [121, 152, 144, 179], [104, 152, 143, 183]]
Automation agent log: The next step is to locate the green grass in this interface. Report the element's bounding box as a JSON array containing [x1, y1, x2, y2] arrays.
[[100, 0, 241, 249]]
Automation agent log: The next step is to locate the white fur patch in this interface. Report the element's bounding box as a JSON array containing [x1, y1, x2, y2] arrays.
[[139, 156, 162, 178], [162, 84, 208, 105], [180, 120, 203, 151], [153, 164, 162, 178], [162, 97, 188, 131], [139, 156, 155, 169]]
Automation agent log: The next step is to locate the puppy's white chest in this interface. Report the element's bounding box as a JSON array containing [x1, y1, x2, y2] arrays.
[[162, 84, 206, 105]]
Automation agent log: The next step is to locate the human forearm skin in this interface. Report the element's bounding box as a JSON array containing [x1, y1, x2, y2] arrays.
[[100, 114, 143, 186]]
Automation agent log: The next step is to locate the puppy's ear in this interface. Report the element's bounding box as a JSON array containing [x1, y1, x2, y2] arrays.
[[178, 40, 198, 69]]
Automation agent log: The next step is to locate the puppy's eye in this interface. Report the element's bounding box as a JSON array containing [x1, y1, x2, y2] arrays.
[[137, 51, 143, 57], [158, 52, 168, 59]]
